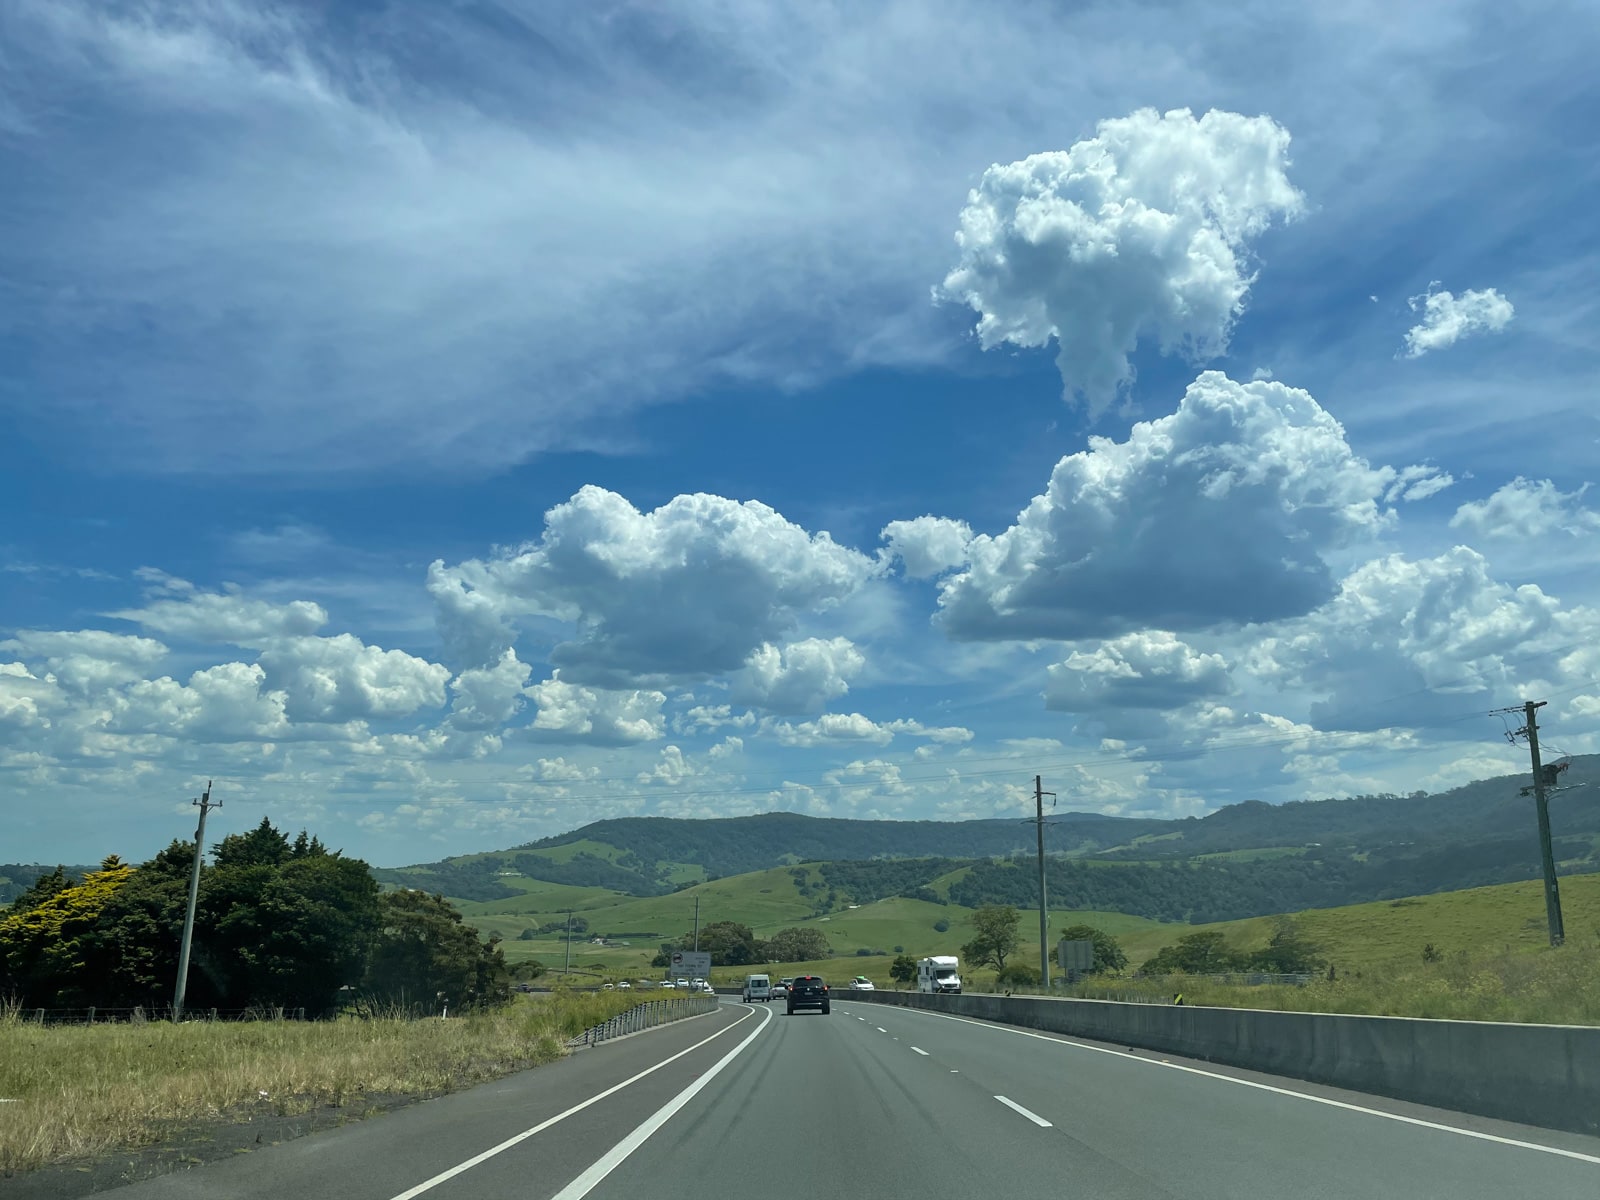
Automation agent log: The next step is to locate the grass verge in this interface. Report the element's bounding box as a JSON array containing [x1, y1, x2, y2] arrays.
[[1052, 934, 1600, 1023], [0, 989, 655, 1176]]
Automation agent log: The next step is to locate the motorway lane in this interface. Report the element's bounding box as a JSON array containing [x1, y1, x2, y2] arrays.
[[571, 999, 1600, 1200], [89, 997, 1600, 1199]]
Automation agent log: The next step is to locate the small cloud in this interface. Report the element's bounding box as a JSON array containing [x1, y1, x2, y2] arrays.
[[1250, 366, 1273, 381], [1402, 284, 1514, 358]]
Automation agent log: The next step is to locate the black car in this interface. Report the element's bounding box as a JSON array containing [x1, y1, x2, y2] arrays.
[[786, 975, 830, 1015]]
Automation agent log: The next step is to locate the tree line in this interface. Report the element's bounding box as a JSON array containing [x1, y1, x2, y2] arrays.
[[650, 920, 833, 967], [0, 819, 521, 1016]]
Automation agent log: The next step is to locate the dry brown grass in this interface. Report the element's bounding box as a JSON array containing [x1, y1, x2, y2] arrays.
[[0, 989, 653, 1175]]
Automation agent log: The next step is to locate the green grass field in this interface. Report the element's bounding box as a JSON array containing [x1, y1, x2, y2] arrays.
[[440, 855, 1600, 1020]]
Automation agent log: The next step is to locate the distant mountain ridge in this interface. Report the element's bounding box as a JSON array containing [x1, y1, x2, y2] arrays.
[[373, 755, 1600, 911]]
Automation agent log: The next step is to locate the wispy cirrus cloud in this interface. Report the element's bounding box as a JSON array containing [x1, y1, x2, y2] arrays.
[[3, 1, 1593, 476]]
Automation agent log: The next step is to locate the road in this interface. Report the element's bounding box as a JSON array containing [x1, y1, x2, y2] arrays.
[[96, 997, 1600, 1200]]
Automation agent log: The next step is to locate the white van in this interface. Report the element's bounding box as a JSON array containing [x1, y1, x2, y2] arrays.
[[742, 973, 773, 1002]]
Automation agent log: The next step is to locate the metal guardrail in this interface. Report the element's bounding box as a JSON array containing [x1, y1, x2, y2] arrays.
[[565, 995, 718, 1048]]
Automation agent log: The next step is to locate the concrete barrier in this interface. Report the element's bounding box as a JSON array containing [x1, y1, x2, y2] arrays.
[[845, 989, 1600, 1137]]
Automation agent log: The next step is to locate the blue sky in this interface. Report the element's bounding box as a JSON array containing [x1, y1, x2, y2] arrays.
[[3, 1, 1598, 867]]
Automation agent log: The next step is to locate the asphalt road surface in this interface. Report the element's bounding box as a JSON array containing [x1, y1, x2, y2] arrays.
[[99, 998, 1600, 1200]]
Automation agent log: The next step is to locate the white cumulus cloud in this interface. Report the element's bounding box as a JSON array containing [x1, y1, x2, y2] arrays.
[[256, 634, 450, 724], [1246, 547, 1597, 730], [1402, 285, 1514, 357], [1450, 477, 1600, 540], [881, 516, 973, 579], [938, 107, 1303, 417], [428, 486, 879, 683], [524, 673, 666, 745], [448, 650, 534, 730], [730, 637, 865, 714], [113, 585, 328, 647], [935, 372, 1396, 641], [1046, 631, 1233, 712]]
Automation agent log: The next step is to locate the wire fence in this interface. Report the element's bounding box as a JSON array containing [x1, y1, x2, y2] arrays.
[[565, 994, 718, 1048]]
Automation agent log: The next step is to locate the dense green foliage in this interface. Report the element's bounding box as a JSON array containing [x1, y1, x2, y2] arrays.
[[817, 858, 962, 903], [946, 829, 1600, 924], [364, 890, 511, 1010], [509, 851, 669, 895], [1, 820, 507, 1015], [1140, 919, 1326, 975], [1057, 924, 1128, 974]]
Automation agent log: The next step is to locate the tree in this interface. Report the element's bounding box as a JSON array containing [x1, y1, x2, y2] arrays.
[[1246, 918, 1326, 974], [996, 963, 1040, 987], [0, 857, 134, 1006], [680, 921, 758, 967], [196, 826, 381, 1013], [365, 890, 508, 1012], [8, 866, 72, 913], [762, 926, 832, 963], [960, 905, 1020, 974], [1141, 930, 1244, 975], [889, 954, 917, 986], [1057, 924, 1128, 974]]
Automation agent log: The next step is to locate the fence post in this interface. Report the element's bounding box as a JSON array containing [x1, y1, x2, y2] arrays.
[[86, 1006, 95, 1025]]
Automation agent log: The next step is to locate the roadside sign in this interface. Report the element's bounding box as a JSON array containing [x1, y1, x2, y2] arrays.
[[1058, 939, 1094, 974], [671, 950, 712, 978]]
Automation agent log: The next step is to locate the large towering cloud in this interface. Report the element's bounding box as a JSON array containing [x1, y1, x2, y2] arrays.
[[938, 108, 1303, 417], [935, 372, 1397, 641]]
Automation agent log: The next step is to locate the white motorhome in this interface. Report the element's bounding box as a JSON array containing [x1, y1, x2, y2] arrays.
[[917, 956, 962, 994]]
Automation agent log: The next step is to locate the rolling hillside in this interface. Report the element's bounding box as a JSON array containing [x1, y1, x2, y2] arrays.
[[373, 755, 1600, 912]]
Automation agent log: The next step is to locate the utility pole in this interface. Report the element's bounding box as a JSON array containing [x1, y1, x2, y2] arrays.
[[693, 894, 701, 952], [1035, 775, 1055, 988], [1494, 700, 1565, 946], [173, 781, 217, 1022], [564, 909, 573, 976], [1522, 701, 1564, 946]]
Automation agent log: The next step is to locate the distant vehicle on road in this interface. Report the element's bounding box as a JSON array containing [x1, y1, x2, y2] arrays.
[[776, 977, 794, 994], [601, 982, 614, 990], [917, 956, 962, 994], [848, 977, 875, 991], [617, 981, 631, 990], [786, 975, 830, 1015], [659, 980, 677, 989], [742, 974, 773, 1002], [676, 978, 691, 989], [697, 981, 715, 994]]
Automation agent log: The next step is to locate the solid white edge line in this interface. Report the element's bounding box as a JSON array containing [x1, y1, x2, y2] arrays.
[[874, 1004, 1600, 1166], [551, 1003, 774, 1200], [911, 1046, 929, 1056], [994, 1095, 1053, 1128], [385, 1005, 756, 1200]]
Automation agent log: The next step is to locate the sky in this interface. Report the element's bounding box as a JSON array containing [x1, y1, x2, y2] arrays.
[[3, 0, 1599, 868]]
